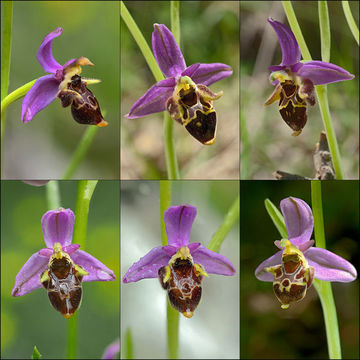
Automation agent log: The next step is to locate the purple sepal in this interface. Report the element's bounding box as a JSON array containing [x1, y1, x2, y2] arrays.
[[306, 247, 357, 282], [125, 78, 176, 119], [21, 75, 59, 123], [12, 252, 49, 297], [280, 197, 313, 246], [296, 60, 355, 85], [255, 250, 282, 282], [164, 205, 197, 247], [41, 208, 75, 248], [152, 23, 186, 78], [182, 62, 233, 87], [122, 246, 170, 283], [71, 250, 116, 282], [102, 339, 120, 360], [36, 27, 63, 74], [268, 18, 301, 67], [192, 244, 236, 275]]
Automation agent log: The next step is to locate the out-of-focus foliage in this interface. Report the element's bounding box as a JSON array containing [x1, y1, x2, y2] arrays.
[[121, 181, 239, 358], [1, 181, 120, 359], [240, 181, 359, 359], [2, 1, 120, 179], [121, 1, 239, 179], [240, 1, 359, 179]]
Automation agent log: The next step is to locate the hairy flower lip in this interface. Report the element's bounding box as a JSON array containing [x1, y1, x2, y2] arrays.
[[126, 23, 232, 120], [255, 197, 357, 283], [122, 205, 235, 284], [12, 208, 115, 297]]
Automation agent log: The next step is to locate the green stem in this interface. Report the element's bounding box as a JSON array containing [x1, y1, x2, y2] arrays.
[[66, 180, 98, 359], [62, 126, 99, 179], [160, 180, 172, 246], [163, 112, 180, 179], [1, 78, 38, 140], [125, 328, 134, 359], [159, 180, 178, 358], [45, 181, 61, 210], [207, 195, 239, 252], [311, 181, 341, 359], [341, 1, 359, 45], [1, 1, 12, 101], [318, 1, 330, 63], [120, 1, 163, 82], [73, 180, 98, 249], [167, 305, 179, 359], [121, 0, 179, 179], [282, 1, 345, 179]]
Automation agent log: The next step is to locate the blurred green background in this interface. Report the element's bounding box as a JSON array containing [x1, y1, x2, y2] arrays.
[[121, 1, 239, 179], [1, 181, 120, 359], [240, 1, 359, 179], [2, 1, 120, 179], [121, 181, 239, 358], [240, 181, 359, 359]]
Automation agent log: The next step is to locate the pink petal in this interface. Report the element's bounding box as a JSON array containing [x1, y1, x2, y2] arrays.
[[255, 250, 282, 282], [70, 250, 116, 282], [280, 197, 314, 246], [41, 208, 75, 248], [305, 247, 357, 282], [164, 205, 197, 247], [36, 27, 63, 74], [21, 75, 59, 123], [191, 245, 235, 276], [12, 252, 49, 297]]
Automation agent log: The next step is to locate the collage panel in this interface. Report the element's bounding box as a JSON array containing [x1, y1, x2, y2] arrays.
[[121, 180, 239, 358], [240, 180, 359, 359], [121, 1, 239, 180], [240, 1, 359, 179], [1, 1, 120, 180], [1, 180, 120, 359]]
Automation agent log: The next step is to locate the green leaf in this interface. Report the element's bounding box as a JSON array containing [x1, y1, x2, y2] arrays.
[[31, 345, 41, 359], [264, 198, 288, 239]]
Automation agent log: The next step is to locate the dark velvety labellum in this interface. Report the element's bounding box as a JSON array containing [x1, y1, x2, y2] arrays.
[[41, 257, 84, 318], [158, 258, 203, 317], [279, 80, 307, 132], [57, 75, 106, 126], [185, 110, 216, 145]]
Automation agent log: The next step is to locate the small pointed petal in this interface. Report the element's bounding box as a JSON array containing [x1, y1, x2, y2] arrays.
[[192, 245, 235, 276], [125, 78, 175, 119], [41, 208, 75, 248], [122, 246, 170, 283], [37, 27, 63, 74], [280, 197, 314, 246], [12, 253, 49, 297], [21, 75, 59, 123], [63, 244, 81, 254], [164, 205, 197, 247], [182, 62, 233, 87], [268, 18, 301, 67], [296, 61, 355, 85], [255, 250, 282, 282], [275, 239, 314, 252], [71, 250, 116, 282], [305, 247, 357, 282], [152, 23, 186, 77]]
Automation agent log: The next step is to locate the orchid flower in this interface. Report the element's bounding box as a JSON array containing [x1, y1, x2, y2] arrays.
[[123, 204, 235, 318], [12, 208, 115, 318], [265, 18, 354, 136], [21, 27, 107, 127], [125, 24, 233, 145], [255, 197, 357, 309]]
